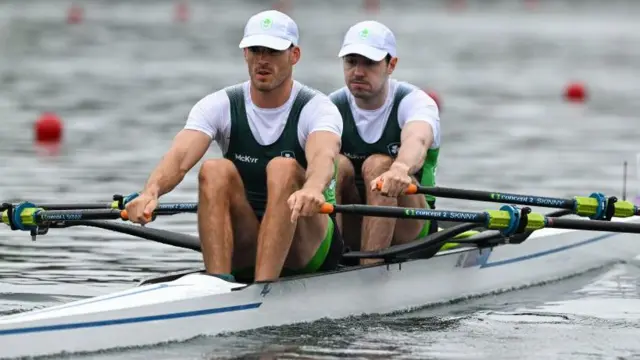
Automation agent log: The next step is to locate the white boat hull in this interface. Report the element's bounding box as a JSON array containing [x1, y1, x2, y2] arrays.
[[2, 216, 640, 358]]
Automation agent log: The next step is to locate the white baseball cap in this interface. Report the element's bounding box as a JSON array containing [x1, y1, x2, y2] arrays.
[[338, 20, 397, 61], [238, 10, 299, 51]]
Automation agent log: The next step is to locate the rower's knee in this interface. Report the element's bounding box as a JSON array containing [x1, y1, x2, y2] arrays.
[[361, 154, 393, 181], [266, 156, 303, 190], [336, 155, 359, 205], [198, 159, 239, 192], [337, 155, 355, 182], [337, 154, 355, 188]]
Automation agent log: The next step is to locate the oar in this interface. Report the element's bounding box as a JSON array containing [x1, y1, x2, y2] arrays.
[[1, 202, 197, 234], [0, 194, 127, 211], [345, 208, 576, 261], [342, 222, 479, 261], [320, 203, 640, 236], [56, 220, 201, 252], [0, 202, 116, 211], [0, 201, 197, 213], [1, 202, 201, 251], [0, 193, 194, 212], [381, 182, 638, 220], [1, 202, 198, 225]]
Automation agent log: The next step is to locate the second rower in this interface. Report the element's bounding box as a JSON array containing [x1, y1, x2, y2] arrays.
[[329, 20, 441, 261]]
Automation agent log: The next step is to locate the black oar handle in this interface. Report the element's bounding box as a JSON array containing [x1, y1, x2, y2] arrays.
[[320, 203, 489, 223]]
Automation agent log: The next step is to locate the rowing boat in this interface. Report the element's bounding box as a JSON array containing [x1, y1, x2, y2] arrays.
[[1, 187, 640, 358]]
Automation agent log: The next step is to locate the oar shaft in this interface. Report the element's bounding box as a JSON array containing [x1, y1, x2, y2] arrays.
[[34, 203, 115, 210], [403, 184, 638, 219], [3, 206, 139, 230], [155, 202, 198, 212], [411, 186, 575, 209], [320, 204, 528, 235], [15, 202, 198, 212], [320, 203, 490, 224], [69, 220, 202, 252], [30, 209, 128, 226], [2, 202, 199, 230], [545, 217, 640, 234], [36, 209, 125, 222], [320, 203, 640, 236]]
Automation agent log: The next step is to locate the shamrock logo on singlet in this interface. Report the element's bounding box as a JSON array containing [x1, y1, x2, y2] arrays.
[[387, 142, 400, 156], [261, 18, 273, 30]]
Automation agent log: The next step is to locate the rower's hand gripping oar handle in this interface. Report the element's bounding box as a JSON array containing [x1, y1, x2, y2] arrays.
[[320, 203, 335, 214], [2, 204, 153, 232], [119, 210, 153, 222], [375, 181, 419, 195], [114, 193, 155, 223]]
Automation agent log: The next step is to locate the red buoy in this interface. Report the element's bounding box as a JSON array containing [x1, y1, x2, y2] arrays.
[[524, 0, 539, 10], [67, 4, 84, 25], [34, 112, 63, 143], [363, 0, 381, 13], [174, 0, 189, 23], [272, 0, 292, 13], [425, 90, 442, 112], [447, 0, 467, 12], [564, 82, 587, 102]]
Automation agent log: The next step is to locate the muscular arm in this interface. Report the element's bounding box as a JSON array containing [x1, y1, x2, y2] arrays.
[[392, 121, 434, 175], [142, 129, 211, 197], [303, 131, 341, 193]]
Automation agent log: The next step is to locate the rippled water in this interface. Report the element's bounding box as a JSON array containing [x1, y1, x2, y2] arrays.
[[2, 0, 640, 358]]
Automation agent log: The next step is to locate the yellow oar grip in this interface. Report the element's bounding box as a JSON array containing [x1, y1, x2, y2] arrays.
[[1, 210, 9, 225], [1, 205, 43, 229]]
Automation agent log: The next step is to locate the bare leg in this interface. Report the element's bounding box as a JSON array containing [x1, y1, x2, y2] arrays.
[[360, 154, 396, 264], [198, 159, 259, 275], [335, 154, 362, 251], [360, 154, 428, 251], [255, 157, 331, 281], [393, 194, 428, 244], [359, 155, 429, 263]]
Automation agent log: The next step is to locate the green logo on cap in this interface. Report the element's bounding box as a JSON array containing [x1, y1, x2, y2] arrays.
[[261, 18, 273, 30], [359, 28, 369, 39]]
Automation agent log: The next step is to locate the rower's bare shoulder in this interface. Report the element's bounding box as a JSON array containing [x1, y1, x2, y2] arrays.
[[302, 92, 342, 118], [297, 91, 343, 138]]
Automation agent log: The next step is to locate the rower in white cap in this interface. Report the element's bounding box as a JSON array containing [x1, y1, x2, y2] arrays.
[[125, 10, 345, 282], [330, 20, 441, 262]]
